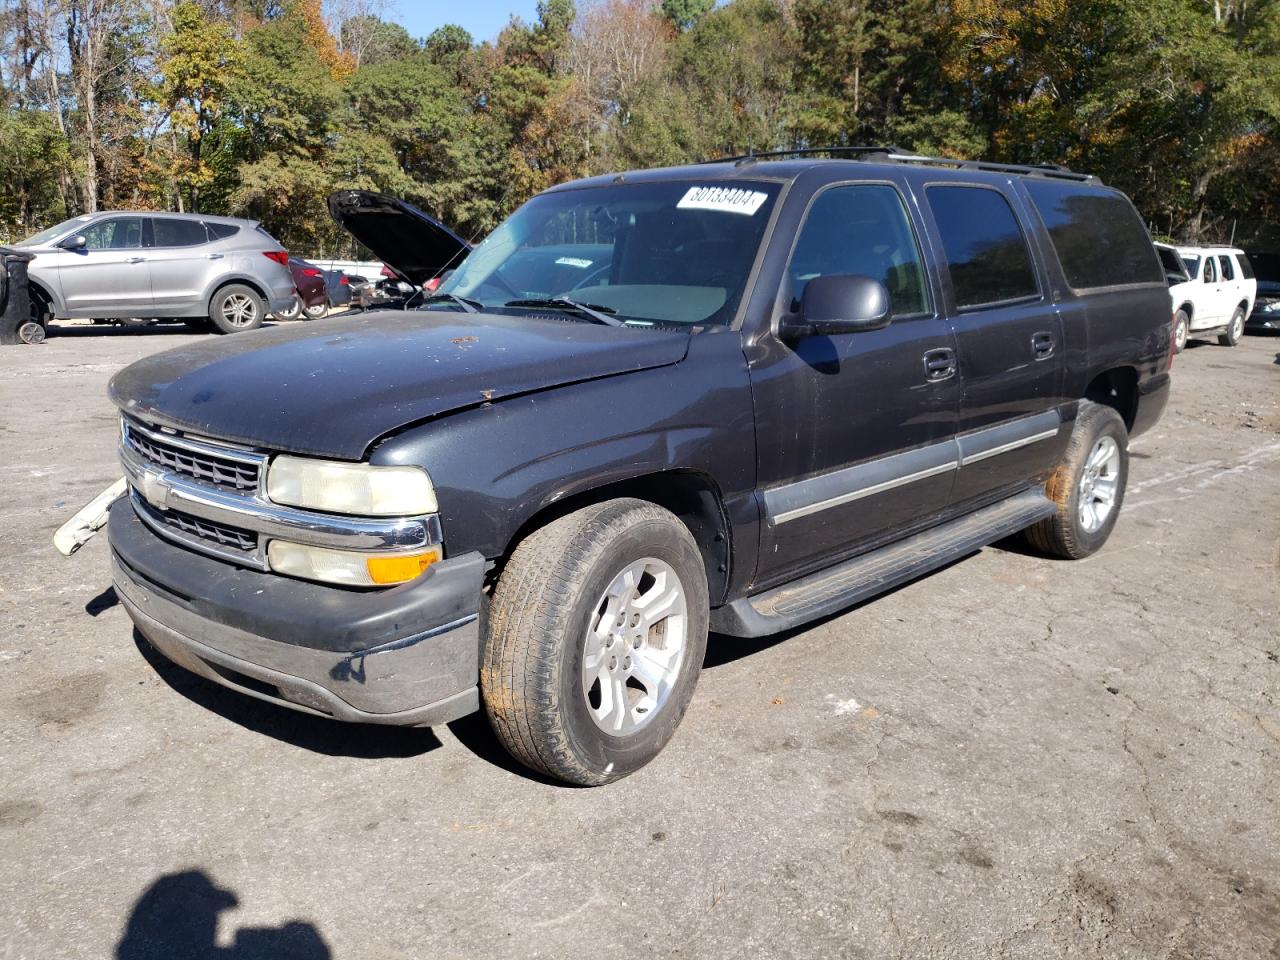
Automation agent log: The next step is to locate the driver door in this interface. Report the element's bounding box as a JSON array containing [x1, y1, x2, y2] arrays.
[[748, 182, 959, 590], [57, 216, 152, 318]]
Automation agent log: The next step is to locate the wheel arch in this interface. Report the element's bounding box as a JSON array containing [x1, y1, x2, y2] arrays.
[[207, 276, 268, 315], [1084, 366, 1139, 432], [1176, 301, 1193, 321], [497, 469, 732, 606], [27, 277, 58, 319]]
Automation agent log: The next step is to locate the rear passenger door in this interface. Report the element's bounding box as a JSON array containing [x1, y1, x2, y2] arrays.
[[922, 184, 1067, 508], [146, 218, 215, 314]]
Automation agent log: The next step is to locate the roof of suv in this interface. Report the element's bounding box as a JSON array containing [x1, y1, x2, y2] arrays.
[[547, 150, 1103, 194], [67, 210, 257, 227]]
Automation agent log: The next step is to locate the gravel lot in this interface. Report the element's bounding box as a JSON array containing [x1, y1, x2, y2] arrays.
[[1, 323, 1277, 960]]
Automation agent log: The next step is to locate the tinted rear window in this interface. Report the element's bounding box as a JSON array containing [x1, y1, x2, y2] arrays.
[[151, 218, 208, 247], [1024, 180, 1163, 289], [207, 222, 239, 240], [1237, 254, 1255, 280], [927, 186, 1038, 309]]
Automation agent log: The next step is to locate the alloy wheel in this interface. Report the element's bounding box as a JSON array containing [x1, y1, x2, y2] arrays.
[[220, 293, 259, 328], [1078, 435, 1121, 533], [581, 557, 688, 735]]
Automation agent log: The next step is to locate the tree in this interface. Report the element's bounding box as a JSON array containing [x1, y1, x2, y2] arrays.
[[661, 0, 713, 32]]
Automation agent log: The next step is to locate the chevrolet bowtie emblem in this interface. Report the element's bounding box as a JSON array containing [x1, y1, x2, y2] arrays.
[[139, 469, 169, 510]]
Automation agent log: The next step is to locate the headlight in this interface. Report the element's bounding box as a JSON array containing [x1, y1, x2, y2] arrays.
[[268, 541, 442, 587], [266, 455, 437, 516]]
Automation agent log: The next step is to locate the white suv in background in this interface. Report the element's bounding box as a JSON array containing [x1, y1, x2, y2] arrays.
[[1165, 244, 1257, 351], [16, 212, 297, 335]]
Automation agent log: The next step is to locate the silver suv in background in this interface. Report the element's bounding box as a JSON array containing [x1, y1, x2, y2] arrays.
[[16, 212, 296, 334]]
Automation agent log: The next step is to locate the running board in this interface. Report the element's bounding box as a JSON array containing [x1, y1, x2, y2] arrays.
[[711, 488, 1056, 638]]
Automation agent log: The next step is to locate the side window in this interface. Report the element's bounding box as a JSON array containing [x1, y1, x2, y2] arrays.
[[206, 222, 240, 241], [1217, 255, 1234, 281], [1237, 254, 1255, 280], [81, 217, 143, 250], [151, 218, 208, 247], [788, 184, 928, 316], [1204, 257, 1217, 283], [1023, 180, 1164, 288], [926, 186, 1038, 309]]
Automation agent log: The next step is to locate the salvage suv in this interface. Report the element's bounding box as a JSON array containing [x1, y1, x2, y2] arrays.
[[95, 150, 1172, 785]]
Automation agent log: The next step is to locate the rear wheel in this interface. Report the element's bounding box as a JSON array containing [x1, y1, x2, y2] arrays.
[[1025, 401, 1129, 560], [482, 499, 709, 785], [303, 300, 329, 320], [18, 320, 46, 344], [1173, 309, 1189, 353], [1218, 307, 1245, 346], [209, 284, 265, 334]]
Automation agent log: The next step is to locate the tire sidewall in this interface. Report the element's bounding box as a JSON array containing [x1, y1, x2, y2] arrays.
[[1174, 311, 1189, 352], [1228, 308, 1244, 345], [1064, 410, 1129, 554], [554, 517, 709, 781], [209, 284, 264, 334]]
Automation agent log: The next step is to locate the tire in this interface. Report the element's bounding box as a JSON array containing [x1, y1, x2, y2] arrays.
[[1025, 401, 1129, 560], [274, 294, 302, 321], [1218, 307, 1245, 346], [482, 498, 709, 785], [302, 300, 329, 320], [1174, 309, 1189, 353], [18, 320, 46, 344], [209, 284, 265, 334]]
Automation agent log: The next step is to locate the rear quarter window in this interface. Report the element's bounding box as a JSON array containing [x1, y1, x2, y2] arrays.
[[1024, 180, 1163, 289], [207, 223, 240, 240], [1236, 254, 1255, 280]]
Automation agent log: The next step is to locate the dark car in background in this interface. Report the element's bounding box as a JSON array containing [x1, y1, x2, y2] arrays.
[[1245, 251, 1280, 332], [273, 257, 329, 321]]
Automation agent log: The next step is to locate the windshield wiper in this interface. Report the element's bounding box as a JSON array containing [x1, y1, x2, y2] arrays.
[[423, 292, 482, 313], [504, 297, 626, 327]]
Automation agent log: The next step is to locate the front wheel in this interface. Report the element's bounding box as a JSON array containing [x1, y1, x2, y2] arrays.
[[481, 499, 709, 785], [1025, 401, 1129, 560], [209, 284, 265, 334], [1218, 307, 1245, 346], [1173, 309, 1189, 353]]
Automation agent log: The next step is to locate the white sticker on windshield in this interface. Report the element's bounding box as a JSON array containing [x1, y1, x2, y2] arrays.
[[555, 257, 594, 268], [677, 186, 768, 216]]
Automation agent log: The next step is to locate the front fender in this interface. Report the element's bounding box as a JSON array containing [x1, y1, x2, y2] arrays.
[[370, 331, 759, 582]]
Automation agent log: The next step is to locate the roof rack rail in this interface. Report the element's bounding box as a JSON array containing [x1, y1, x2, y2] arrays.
[[698, 146, 905, 166], [699, 145, 1099, 183]]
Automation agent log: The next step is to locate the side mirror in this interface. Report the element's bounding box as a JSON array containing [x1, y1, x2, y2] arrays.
[[781, 274, 892, 338], [58, 234, 87, 250]]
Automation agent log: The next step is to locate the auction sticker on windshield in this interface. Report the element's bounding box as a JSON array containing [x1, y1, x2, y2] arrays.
[[677, 186, 769, 216]]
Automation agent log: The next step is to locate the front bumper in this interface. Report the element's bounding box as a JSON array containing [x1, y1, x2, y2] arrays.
[[109, 500, 485, 726]]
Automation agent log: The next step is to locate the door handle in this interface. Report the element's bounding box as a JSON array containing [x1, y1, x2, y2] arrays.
[[1031, 331, 1055, 359], [126, 256, 146, 264], [922, 347, 956, 382], [206, 253, 224, 260]]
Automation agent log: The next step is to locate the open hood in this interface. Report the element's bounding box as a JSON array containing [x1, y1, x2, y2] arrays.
[[327, 190, 470, 286]]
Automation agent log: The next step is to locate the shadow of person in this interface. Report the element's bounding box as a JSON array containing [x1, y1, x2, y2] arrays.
[[116, 870, 330, 960]]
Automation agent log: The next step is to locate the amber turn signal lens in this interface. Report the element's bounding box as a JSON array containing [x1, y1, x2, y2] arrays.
[[365, 549, 442, 585]]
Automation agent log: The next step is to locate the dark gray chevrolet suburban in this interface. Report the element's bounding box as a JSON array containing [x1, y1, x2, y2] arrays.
[[105, 151, 1173, 785]]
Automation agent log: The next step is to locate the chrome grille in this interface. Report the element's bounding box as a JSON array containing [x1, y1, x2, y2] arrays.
[[123, 419, 261, 492], [159, 508, 258, 552]]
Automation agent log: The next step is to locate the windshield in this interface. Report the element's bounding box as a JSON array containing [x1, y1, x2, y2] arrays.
[[1181, 255, 1201, 277], [20, 215, 94, 247], [436, 179, 782, 326]]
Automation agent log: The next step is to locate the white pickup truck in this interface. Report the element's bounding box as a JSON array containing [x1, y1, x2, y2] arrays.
[[1156, 243, 1257, 352]]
